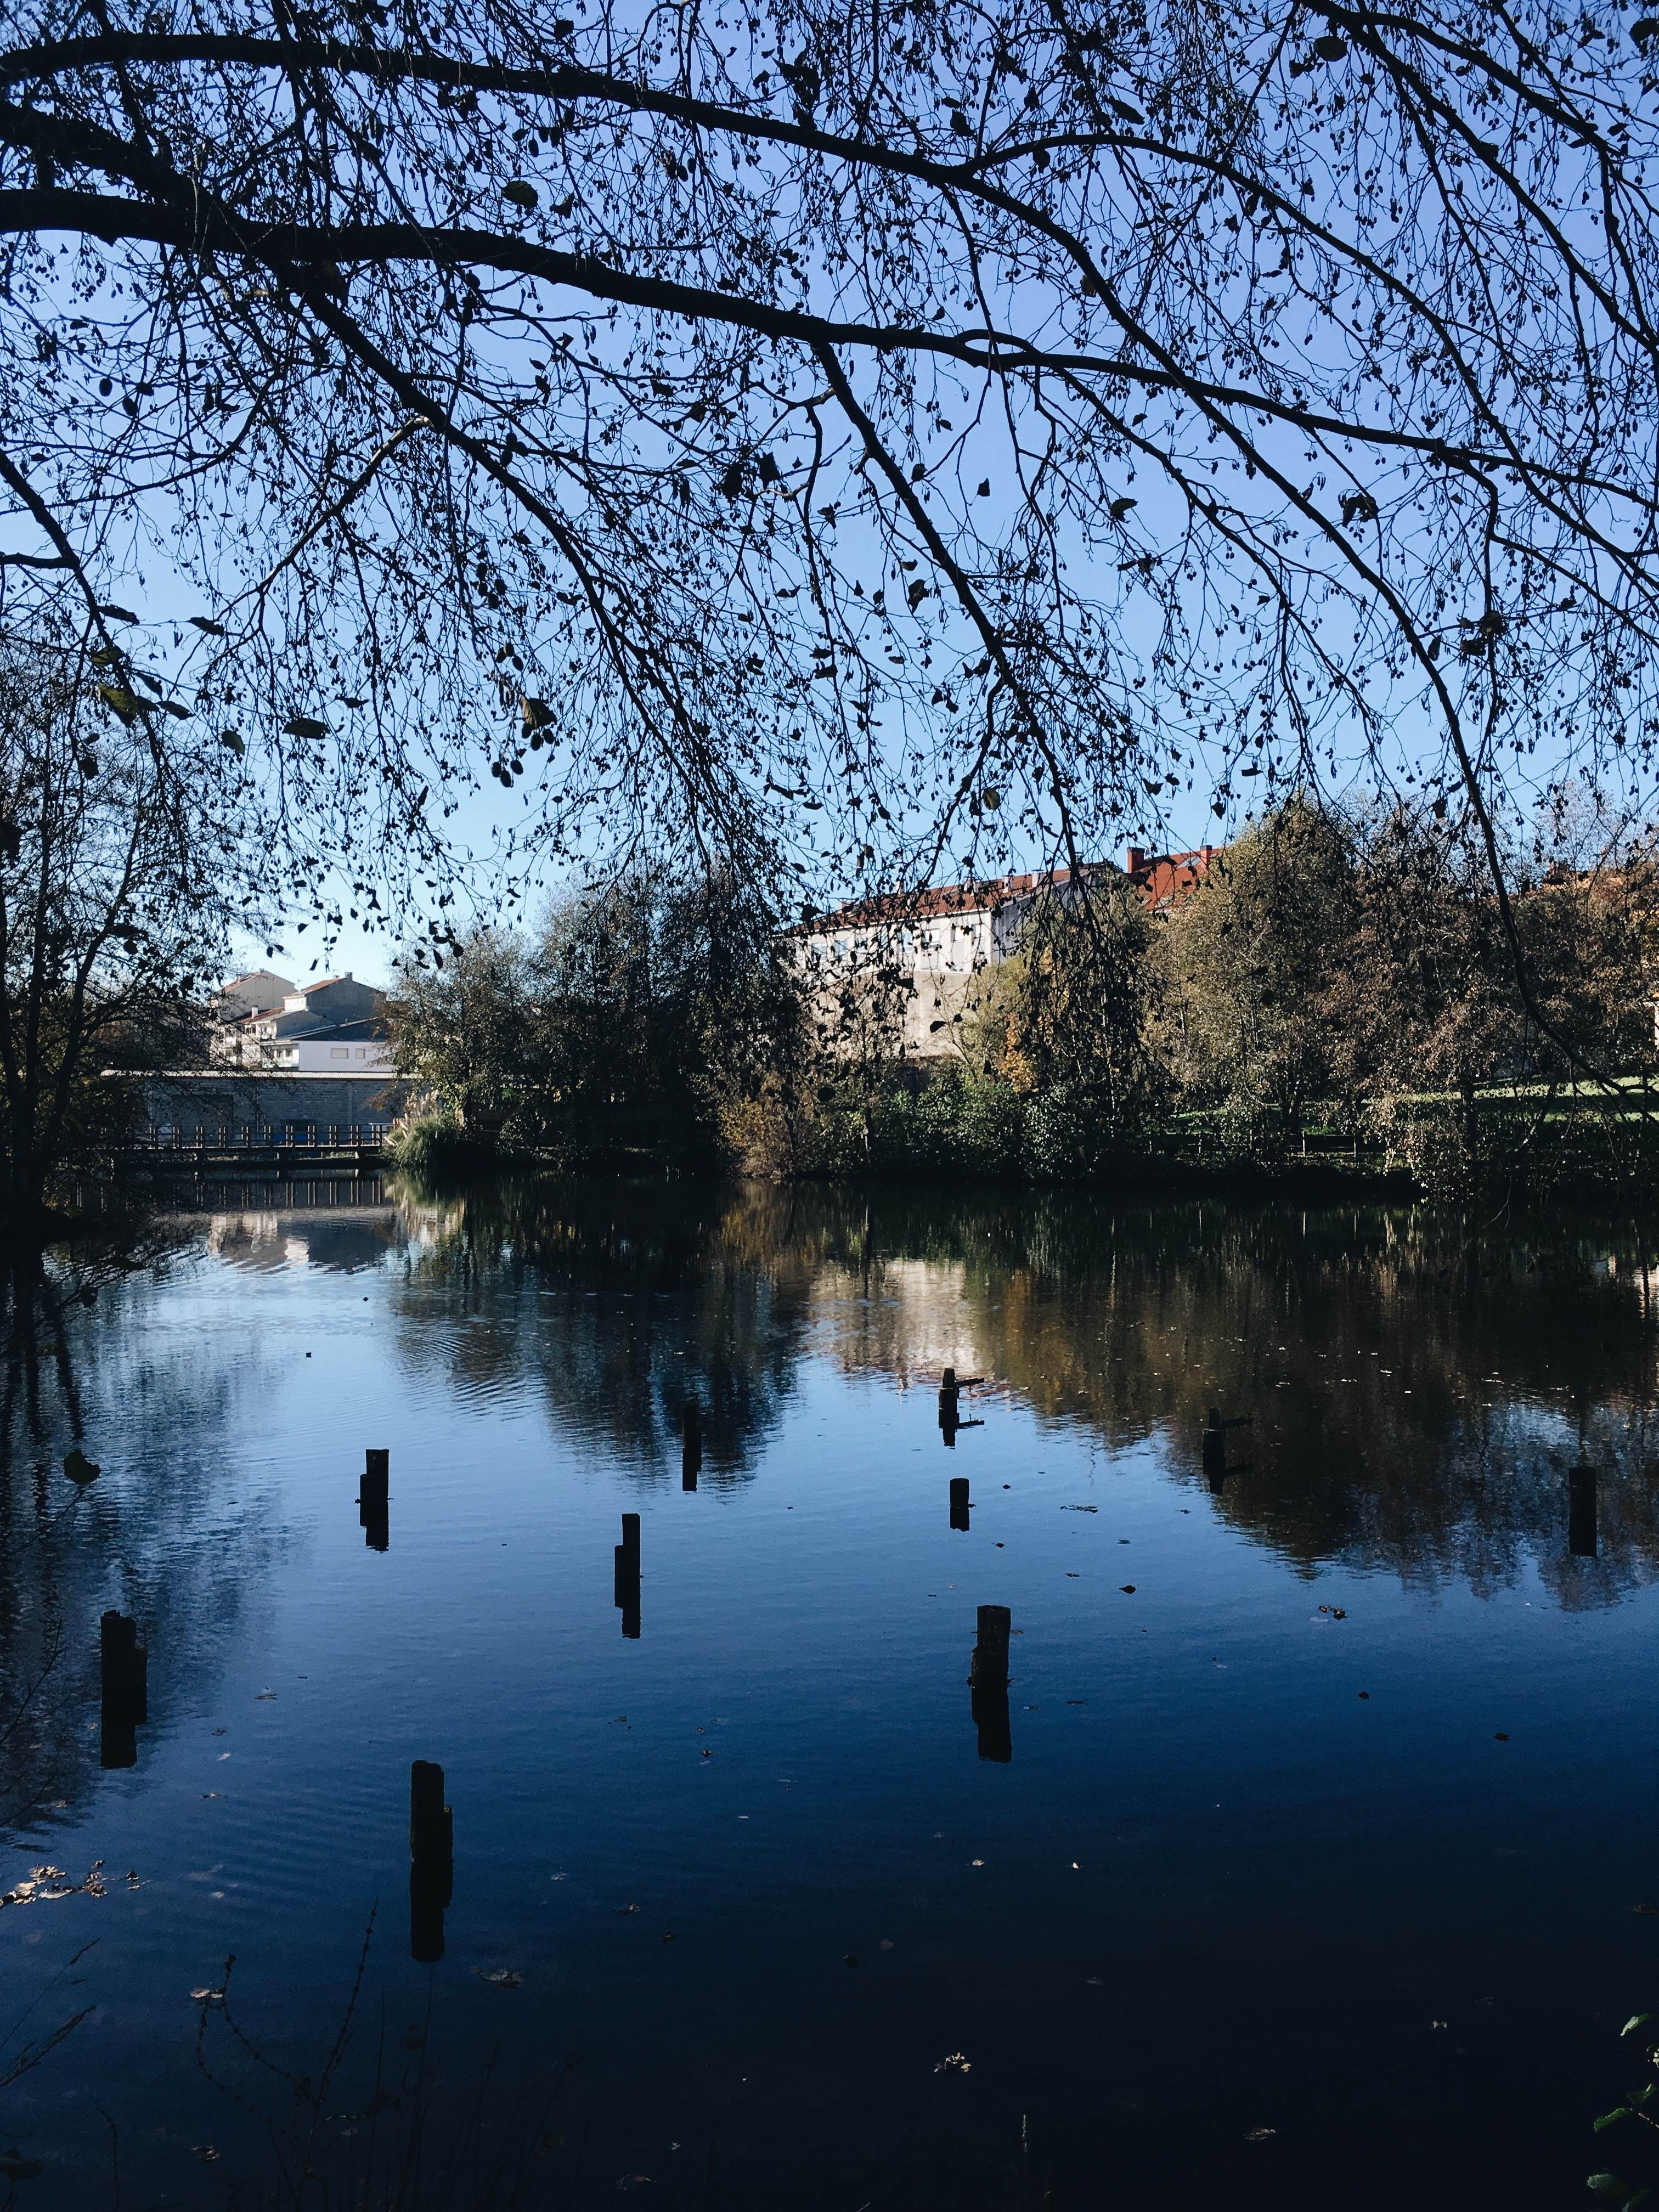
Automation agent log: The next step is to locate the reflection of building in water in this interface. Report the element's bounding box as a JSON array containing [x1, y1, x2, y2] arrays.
[[810, 1257, 996, 1387], [775, 1191, 1659, 1612], [204, 1205, 403, 1274]]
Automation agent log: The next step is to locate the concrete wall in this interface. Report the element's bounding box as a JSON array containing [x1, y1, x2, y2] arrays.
[[129, 1069, 408, 1132]]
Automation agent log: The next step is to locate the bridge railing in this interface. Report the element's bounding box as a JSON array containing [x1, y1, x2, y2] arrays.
[[136, 1123, 392, 1152]]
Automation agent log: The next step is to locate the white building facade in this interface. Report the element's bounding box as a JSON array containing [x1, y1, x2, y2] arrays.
[[793, 848, 1218, 1060], [210, 973, 394, 1072]]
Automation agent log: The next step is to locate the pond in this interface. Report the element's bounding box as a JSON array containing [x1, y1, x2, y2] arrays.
[[3, 1181, 1658, 2208]]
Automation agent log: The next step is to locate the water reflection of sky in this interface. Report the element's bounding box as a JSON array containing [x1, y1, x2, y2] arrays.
[[3, 1183, 1658, 2208]]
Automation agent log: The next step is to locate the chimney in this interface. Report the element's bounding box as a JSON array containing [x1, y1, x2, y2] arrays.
[[1125, 846, 1147, 873]]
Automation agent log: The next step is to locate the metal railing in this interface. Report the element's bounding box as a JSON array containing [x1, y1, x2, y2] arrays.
[[136, 1123, 392, 1152]]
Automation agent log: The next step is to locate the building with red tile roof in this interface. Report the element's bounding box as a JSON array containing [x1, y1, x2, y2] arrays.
[[795, 844, 1220, 1058]]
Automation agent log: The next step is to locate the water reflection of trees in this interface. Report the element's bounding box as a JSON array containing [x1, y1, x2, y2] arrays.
[[386, 1179, 819, 1486], [790, 1190, 1659, 1609], [387, 1178, 1659, 1606], [0, 1248, 285, 1832]]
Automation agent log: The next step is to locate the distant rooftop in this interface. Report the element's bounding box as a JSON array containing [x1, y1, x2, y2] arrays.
[[799, 846, 1218, 933]]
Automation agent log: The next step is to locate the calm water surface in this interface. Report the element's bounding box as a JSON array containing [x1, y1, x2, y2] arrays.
[[4, 1181, 1659, 2207]]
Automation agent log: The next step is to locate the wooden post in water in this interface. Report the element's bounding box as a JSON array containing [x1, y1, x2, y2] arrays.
[[1568, 1463, 1598, 1558], [968, 1604, 1012, 1764], [409, 1758, 453, 1963], [949, 1476, 971, 1532], [615, 1513, 641, 1639], [1202, 1408, 1227, 1490], [970, 1604, 1011, 1687], [361, 1448, 390, 1550], [682, 1403, 702, 1493], [99, 1610, 147, 1770]]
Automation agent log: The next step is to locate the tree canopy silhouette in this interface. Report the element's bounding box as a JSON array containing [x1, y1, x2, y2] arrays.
[[2, 0, 1657, 953]]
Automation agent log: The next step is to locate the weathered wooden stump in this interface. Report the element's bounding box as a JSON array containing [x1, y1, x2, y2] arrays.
[[615, 1514, 642, 1639], [1202, 1408, 1227, 1485], [1569, 1464, 1598, 1558], [99, 1609, 147, 1770], [969, 1604, 1011, 1687], [682, 1403, 702, 1492], [409, 1758, 453, 1963], [968, 1604, 1013, 1764]]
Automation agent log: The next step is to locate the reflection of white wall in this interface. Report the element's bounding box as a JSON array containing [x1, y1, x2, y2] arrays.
[[810, 1256, 994, 1383]]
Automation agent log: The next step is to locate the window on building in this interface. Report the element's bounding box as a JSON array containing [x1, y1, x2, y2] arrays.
[[331, 1047, 350, 1060]]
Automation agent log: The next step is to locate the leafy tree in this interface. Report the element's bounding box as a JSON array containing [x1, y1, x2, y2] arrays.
[[2, 0, 1657, 996], [382, 928, 540, 1141], [0, 631, 237, 1238], [537, 869, 800, 1163], [1331, 806, 1524, 1154], [1165, 799, 1357, 1150], [1319, 804, 1658, 1182], [973, 874, 1165, 1163], [387, 869, 802, 1167]]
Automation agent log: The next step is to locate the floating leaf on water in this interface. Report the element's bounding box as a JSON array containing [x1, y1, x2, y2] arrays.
[[190, 1987, 225, 2004], [471, 1967, 523, 1987], [1121, 1585, 1137, 1594], [1244, 2126, 1277, 2141], [193, 2145, 221, 2163], [935, 2052, 972, 2073], [1623, 2016, 1654, 2038]]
